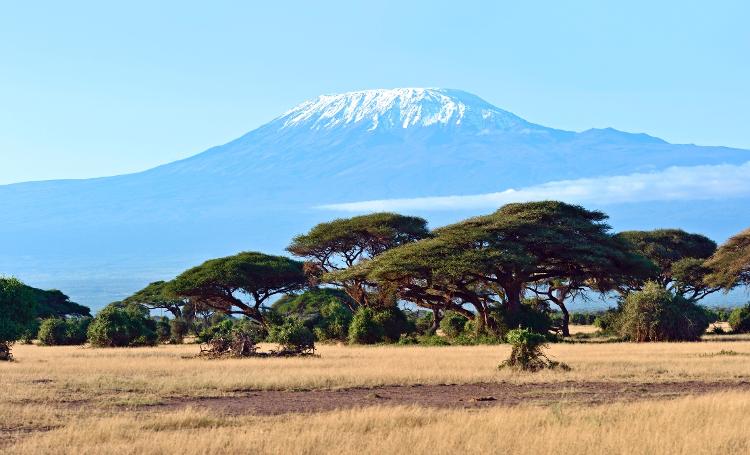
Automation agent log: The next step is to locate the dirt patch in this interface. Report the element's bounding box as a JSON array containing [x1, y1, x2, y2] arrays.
[[155, 380, 750, 416]]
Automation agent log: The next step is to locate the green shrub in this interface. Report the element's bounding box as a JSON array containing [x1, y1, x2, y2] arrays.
[[499, 328, 569, 372], [618, 282, 709, 342], [594, 310, 621, 334], [198, 318, 265, 357], [728, 304, 750, 333], [38, 318, 67, 346], [169, 318, 189, 343], [348, 307, 384, 344], [154, 317, 171, 343], [373, 307, 412, 342], [87, 303, 158, 347], [38, 317, 91, 346], [267, 317, 315, 354], [313, 300, 352, 341], [440, 311, 468, 339]]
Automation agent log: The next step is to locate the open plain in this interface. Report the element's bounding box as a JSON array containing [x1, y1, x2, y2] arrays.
[[3, 332, 750, 454]]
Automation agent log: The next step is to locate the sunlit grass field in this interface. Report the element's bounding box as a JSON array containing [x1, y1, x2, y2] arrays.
[[3, 332, 750, 453]]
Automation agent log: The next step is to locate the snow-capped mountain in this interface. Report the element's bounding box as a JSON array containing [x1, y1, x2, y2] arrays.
[[276, 88, 535, 132], [1, 88, 748, 308]]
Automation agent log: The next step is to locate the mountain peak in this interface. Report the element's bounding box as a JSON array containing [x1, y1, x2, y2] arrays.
[[274, 88, 532, 132]]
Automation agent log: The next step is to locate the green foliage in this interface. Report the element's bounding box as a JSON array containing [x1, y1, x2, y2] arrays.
[[705, 228, 750, 289], [728, 304, 750, 334], [616, 229, 718, 300], [373, 307, 412, 342], [0, 277, 37, 360], [38, 317, 91, 346], [124, 281, 185, 318], [272, 288, 353, 341], [617, 282, 710, 342], [22, 285, 89, 319], [169, 318, 189, 343], [169, 251, 307, 326], [499, 328, 569, 372], [439, 311, 468, 339], [348, 307, 385, 344], [87, 303, 158, 347], [594, 310, 621, 335], [288, 213, 429, 308], [267, 318, 315, 354], [154, 317, 171, 343]]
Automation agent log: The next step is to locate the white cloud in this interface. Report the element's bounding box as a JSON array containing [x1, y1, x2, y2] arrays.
[[317, 161, 750, 212]]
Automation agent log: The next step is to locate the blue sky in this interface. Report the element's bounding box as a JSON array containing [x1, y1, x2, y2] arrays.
[[1, 0, 748, 185]]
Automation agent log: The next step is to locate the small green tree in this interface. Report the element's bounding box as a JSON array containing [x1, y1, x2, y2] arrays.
[[267, 318, 315, 354], [87, 303, 158, 347], [617, 282, 709, 342], [348, 307, 385, 344], [169, 318, 189, 344], [439, 311, 468, 339], [499, 328, 568, 372], [0, 277, 36, 360], [728, 304, 750, 333], [37, 317, 91, 346]]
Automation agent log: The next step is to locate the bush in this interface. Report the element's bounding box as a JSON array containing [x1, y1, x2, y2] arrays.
[[499, 328, 569, 372], [440, 311, 468, 339], [38, 317, 91, 346], [198, 319, 265, 357], [618, 282, 709, 342], [38, 318, 67, 345], [728, 304, 750, 333], [348, 307, 384, 344], [87, 303, 158, 347], [170, 318, 189, 343], [267, 317, 315, 354], [373, 307, 412, 342], [154, 317, 171, 343]]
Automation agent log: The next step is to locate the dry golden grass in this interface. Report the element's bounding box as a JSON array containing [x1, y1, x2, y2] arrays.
[[5, 392, 750, 454], [3, 340, 750, 408]]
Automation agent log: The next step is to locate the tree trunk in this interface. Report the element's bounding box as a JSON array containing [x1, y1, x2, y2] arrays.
[[428, 308, 441, 335], [505, 282, 523, 316], [559, 303, 570, 337]]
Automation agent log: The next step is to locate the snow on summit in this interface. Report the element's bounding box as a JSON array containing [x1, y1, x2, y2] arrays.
[[277, 88, 531, 131]]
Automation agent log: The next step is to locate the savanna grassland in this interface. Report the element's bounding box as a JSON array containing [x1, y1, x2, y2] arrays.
[[3, 332, 750, 454]]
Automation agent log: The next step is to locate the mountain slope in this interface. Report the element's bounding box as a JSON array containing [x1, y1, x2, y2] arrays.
[[2, 88, 748, 308]]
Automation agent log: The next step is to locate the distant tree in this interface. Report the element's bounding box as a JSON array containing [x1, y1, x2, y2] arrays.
[[704, 228, 750, 290], [0, 277, 36, 360], [616, 229, 719, 301], [272, 288, 354, 341], [124, 281, 186, 318], [24, 285, 90, 319], [287, 213, 429, 309], [168, 252, 307, 327]]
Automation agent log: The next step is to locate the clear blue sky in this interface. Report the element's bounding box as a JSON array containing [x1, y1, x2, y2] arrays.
[[1, 0, 748, 184]]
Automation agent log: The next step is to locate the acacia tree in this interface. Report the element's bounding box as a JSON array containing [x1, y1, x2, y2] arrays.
[[168, 252, 307, 327], [336, 236, 486, 333], [287, 213, 429, 310], [616, 229, 720, 301], [0, 278, 36, 361], [356, 201, 651, 336], [124, 281, 187, 319], [705, 227, 750, 289]]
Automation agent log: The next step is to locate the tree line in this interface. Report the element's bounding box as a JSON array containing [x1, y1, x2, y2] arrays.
[[2, 201, 750, 359]]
